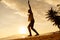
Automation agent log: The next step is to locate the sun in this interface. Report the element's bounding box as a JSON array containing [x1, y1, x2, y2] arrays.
[[18, 26, 28, 34]]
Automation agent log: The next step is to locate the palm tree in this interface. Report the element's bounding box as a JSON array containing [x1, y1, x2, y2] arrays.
[[46, 7, 60, 31]]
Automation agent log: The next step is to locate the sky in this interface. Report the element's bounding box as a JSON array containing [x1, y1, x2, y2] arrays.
[[0, 0, 60, 38]]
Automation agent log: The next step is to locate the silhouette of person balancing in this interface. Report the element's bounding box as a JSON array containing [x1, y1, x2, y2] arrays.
[[27, 0, 39, 36]]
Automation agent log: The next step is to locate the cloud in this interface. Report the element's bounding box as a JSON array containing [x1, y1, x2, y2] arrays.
[[2, 0, 60, 11], [1, 0, 28, 17], [45, 0, 60, 6], [2, 0, 18, 10], [0, 0, 53, 21], [1, 0, 52, 21], [4, 0, 52, 17]]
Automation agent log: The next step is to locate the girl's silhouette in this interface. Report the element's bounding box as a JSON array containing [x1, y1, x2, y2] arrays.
[[27, 0, 39, 36]]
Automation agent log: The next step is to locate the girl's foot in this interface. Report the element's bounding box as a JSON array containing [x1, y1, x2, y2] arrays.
[[28, 35, 32, 37], [35, 34, 39, 36]]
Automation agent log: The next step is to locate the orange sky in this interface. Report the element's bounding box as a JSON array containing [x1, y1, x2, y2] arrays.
[[0, 0, 60, 38]]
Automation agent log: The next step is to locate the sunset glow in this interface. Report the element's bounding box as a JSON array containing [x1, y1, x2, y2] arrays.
[[18, 26, 27, 34]]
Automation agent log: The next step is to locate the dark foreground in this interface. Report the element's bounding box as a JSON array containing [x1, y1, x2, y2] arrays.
[[13, 32, 60, 40], [0, 31, 60, 40]]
